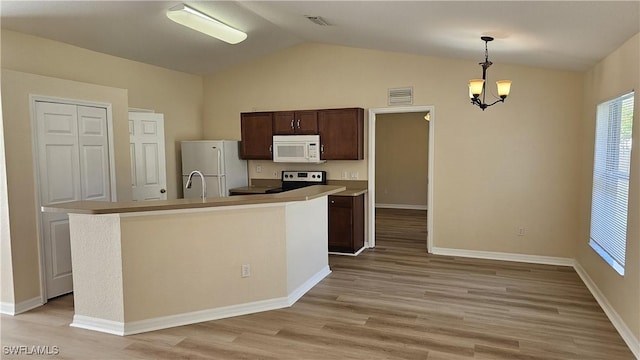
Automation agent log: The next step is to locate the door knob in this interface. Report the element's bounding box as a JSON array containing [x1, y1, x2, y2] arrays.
[[160, 189, 166, 193]]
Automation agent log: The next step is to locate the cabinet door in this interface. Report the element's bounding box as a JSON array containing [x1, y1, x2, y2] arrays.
[[351, 194, 365, 251], [328, 196, 354, 252], [318, 108, 364, 160], [273, 111, 318, 135], [240, 112, 273, 159], [273, 111, 296, 135], [294, 110, 318, 134]]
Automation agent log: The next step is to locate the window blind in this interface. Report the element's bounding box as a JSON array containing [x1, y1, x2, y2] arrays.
[[589, 91, 634, 276]]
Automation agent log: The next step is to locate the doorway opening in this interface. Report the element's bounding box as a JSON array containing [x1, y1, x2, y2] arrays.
[[367, 106, 434, 252]]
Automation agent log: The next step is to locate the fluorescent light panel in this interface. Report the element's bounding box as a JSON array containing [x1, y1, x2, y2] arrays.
[[167, 4, 247, 44]]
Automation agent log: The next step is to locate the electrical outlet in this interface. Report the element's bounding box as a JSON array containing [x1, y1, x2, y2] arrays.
[[342, 171, 348, 180], [241, 264, 251, 278], [273, 170, 278, 178], [517, 227, 525, 236], [256, 165, 262, 173], [350, 172, 359, 179]]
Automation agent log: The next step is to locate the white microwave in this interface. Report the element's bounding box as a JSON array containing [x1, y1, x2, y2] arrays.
[[272, 135, 325, 163]]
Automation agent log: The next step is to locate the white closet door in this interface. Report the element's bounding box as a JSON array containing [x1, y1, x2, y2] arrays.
[[37, 102, 81, 205], [78, 106, 110, 201], [36, 102, 111, 299], [36, 102, 80, 299], [129, 112, 167, 201]]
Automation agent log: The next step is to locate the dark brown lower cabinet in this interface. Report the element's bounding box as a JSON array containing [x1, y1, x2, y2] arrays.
[[328, 194, 364, 253]]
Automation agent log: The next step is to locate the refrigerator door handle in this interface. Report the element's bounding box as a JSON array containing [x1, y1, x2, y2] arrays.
[[216, 148, 224, 197]]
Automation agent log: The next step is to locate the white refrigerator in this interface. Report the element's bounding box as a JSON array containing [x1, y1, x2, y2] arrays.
[[181, 140, 248, 199]]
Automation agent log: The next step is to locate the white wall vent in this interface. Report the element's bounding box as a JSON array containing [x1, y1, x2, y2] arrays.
[[304, 16, 331, 26], [388, 87, 413, 105]]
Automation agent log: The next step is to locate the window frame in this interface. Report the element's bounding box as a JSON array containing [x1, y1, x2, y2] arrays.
[[588, 91, 634, 276]]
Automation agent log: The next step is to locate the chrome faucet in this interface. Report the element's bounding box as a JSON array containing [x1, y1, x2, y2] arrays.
[[185, 170, 207, 200]]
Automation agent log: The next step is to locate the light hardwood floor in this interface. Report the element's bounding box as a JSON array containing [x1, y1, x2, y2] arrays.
[[1, 208, 634, 359]]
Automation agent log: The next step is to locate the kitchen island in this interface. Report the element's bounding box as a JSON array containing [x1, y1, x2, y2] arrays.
[[42, 185, 345, 336]]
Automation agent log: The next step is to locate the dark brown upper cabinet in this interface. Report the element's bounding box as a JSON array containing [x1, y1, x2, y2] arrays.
[[273, 110, 318, 135], [240, 112, 273, 160], [318, 108, 364, 160]]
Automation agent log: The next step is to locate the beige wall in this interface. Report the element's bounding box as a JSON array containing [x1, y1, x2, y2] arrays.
[[0, 96, 15, 304], [120, 206, 287, 322], [203, 42, 583, 259], [285, 198, 328, 293], [375, 112, 429, 207], [1, 30, 204, 199], [1, 29, 204, 305], [577, 33, 639, 340], [70, 214, 125, 322]]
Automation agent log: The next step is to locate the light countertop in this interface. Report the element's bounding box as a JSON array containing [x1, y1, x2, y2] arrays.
[[229, 186, 366, 197], [228, 186, 279, 195], [42, 185, 346, 215], [333, 189, 367, 197], [230, 180, 368, 197]]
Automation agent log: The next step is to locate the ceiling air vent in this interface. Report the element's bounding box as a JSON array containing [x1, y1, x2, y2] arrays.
[[304, 15, 331, 26], [388, 87, 413, 105]]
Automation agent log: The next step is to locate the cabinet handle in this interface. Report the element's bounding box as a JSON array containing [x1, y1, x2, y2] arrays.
[[331, 200, 335, 204], [290, 119, 294, 130], [296, 119, 301, 128], [321, 144, 324, 153], [269, 145, 272, 154]]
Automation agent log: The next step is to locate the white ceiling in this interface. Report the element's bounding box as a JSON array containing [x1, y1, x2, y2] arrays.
[[1, 1, 639, 75]]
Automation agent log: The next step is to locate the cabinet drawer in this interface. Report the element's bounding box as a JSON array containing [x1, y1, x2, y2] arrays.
[[329, 196, 352, 207]]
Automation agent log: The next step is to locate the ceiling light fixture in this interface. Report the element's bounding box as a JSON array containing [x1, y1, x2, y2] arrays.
[[166, 4, 247, 44], [468, 36, 512, 111]]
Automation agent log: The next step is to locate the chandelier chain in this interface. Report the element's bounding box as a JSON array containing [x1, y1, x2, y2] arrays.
[[485, 41, 489, 63]]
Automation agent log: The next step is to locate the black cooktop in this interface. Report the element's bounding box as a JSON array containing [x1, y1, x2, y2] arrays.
[[266, 170, 327, 193]]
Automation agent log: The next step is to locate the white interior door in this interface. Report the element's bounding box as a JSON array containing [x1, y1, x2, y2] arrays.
[[36, 102, 111, 299], [129, 112, 167, 201], [78, 106, 111, 201]]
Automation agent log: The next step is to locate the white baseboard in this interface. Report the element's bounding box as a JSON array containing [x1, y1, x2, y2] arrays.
[[329, 246, 366, 257], [124, 297, 289, 336], [72, 266, 331, 336], [0, 296, 43, 315], [376, 203, 427, 211], [431, 247, 574, 266], [72, 297, 290, 336], [574, 262, 640, 359], [287, 265, 331, 305], [0, 302, 15, 315], [71, 315, 125, 336]]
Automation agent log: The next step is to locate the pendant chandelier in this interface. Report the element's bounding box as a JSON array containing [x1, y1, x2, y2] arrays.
[[469, 36, 512, 110]]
